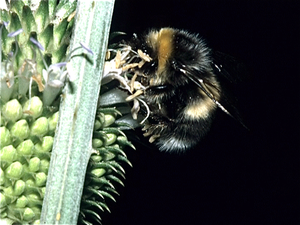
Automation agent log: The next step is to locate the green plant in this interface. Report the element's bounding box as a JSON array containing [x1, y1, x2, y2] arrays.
[[1, 0, 137, 224]]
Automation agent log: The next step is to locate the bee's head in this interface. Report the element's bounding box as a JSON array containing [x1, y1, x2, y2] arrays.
[[128, 27, 213, 89]]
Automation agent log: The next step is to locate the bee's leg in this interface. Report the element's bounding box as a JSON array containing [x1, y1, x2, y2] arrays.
[[145, 84, 171, 95], [142, 112, 174, 143], [142, 122, 166, 143]]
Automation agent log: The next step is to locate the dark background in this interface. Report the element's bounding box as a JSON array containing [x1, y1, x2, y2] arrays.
[[102, 0, 300, 224]]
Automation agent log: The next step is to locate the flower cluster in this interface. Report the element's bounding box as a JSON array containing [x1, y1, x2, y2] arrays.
[[103, 45, 152, 124]]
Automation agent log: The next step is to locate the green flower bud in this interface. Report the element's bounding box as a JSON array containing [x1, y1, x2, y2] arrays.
[[27, 193, 41, 207], [16, 139, 34, 157], [39, 159, 50, 173], [23, 96, 43, 119], [91, 168, 106, 178], [33, 220, 40, 225], [94, 119, 101, 131], [103, 114, 115, 127], [13, 180, 25, 196], [117, 135, 135, 149], [48, 111, 59, 132], [0, 192, 7, 208], [3, 186, 14, 207], [1, 99, 23, 122], [117, 135, 128, 142], [28, 157, 41, 172], [15, 195, 28, 208], [104, 152, 116, 161], [5, 162, 23, 180], [25, 179, 35, 188], [0, 145, 17, 163], [90, 155, 103, 163], [23, 207, 35, 221], [92, 138, 103, 148], [0, 126, 12, 147], [10, 119, 30, 140], [4, 184, 13, 195], [40, 187, 46, 199], [0, 168, 5, 186], [110, 143, 120, 149], [31, 206, 42, 220], [106, 133, 117, 146], [30, 117, 49, 137], [34, 136, 53, 153], [35, 172, 47, 187]]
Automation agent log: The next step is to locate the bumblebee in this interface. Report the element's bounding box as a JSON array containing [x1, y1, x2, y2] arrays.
[[114, 28, 241, 152]]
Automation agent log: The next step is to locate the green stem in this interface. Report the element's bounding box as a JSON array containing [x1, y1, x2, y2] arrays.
[[40, 0, 115, 224]]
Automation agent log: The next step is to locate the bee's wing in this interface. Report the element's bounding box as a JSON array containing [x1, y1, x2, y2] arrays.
[[178, 62, 248, 129], [212, 51, 249, 84], [178, 67, 233, 117]]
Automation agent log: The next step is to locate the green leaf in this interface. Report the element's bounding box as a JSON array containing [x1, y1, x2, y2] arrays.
[[81, 209, 102, 224], [82, 199, 104, 212], [97, 190, 116, 202], [89, 176, 115, 189], [102, 186, 119, 196], [84, 186, 105, 200], [97, 201, 111, 213], [106, 174, 124, 186], [102, 127, 126, 136], [100, 146, 127, 158], [91, 162, 117, 174], [117, 155, 133, 167]]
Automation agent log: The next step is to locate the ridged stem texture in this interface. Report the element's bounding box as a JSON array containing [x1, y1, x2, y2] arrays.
[[40, 0, 115, 224]]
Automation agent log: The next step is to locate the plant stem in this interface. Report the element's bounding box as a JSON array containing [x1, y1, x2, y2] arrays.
[[40, 0, 115, 223]]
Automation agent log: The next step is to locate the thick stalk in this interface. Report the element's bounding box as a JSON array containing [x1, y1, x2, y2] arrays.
[[40, 0, 115, 223]]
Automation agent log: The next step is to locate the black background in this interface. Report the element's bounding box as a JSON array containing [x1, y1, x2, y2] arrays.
[[102, 0, 300, 224]]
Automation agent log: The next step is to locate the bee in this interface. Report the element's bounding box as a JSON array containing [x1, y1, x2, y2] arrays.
[[114, 27, 243, 152]]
